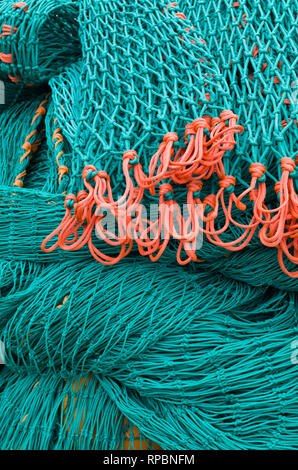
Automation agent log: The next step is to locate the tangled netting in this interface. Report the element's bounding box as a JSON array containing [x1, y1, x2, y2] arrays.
[[0, 0, 297, 450]]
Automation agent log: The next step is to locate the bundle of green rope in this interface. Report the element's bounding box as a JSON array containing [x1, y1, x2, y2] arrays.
[[0, 0, 297, 450]]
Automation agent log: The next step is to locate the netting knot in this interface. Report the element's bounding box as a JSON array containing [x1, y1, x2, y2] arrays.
[[192, 118, 209, 132], [21, 141, 31, 153], [211, 117, 221, 128], [187, 180, 203, 194], [58, 166, 69, 178], [163, 132, 178, 143], [249, 162, 266, 179], [281, 157, 295, 173], [77, 190, 88, 203]]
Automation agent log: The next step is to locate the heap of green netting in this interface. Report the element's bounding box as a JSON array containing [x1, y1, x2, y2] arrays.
[[42, 0, 297, 277], [0, 0, 297, 451], [0, 0, 80, 84], [0, 257, 298, 449], [50, 1, 233, 194]]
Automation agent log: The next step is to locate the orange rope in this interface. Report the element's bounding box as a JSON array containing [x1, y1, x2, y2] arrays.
[[42, 110, 297, 277]]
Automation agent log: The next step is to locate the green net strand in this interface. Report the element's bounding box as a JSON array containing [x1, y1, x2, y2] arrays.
[[0, 185, 95, 262], [0, 76, 48, 109], [0, 0, 80, 85], [200, 247, 298, 292], [23, 142, 57, 192]]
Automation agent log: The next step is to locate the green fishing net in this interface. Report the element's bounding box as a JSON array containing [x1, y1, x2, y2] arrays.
[[0, 0, 297, 450]]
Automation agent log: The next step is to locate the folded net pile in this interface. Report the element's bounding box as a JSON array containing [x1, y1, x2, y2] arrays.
[[0, 0, 297, 450]]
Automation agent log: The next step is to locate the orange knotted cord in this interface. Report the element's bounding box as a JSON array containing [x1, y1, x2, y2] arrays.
[[42, 109, 297, 276]]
